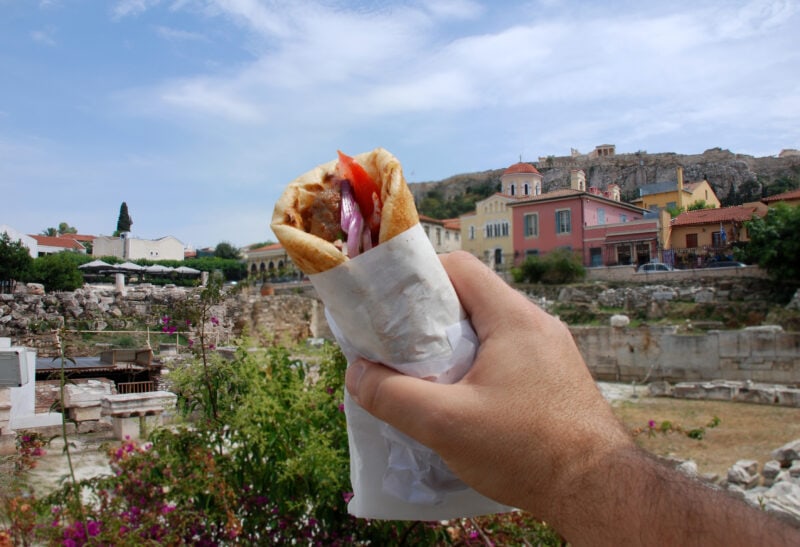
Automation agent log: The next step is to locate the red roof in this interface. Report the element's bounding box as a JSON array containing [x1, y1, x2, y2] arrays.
[[29, 235, 85, 250], [503, 162, 540, 176], [248, 242, 284, 253], [442, 218, 460, 230], [418, 214, 443, 225], [671, 203, 768, 227], [762, 188, 800, 203], [70, 234, 96, 242], [508, 188, 583, 204]]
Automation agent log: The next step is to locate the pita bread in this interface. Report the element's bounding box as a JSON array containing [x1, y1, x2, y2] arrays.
[[271, 148, 419, 274]]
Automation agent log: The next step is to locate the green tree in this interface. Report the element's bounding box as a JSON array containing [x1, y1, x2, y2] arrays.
[[57, 222, 78, 235], [213, 241, 241, 260], [739, 203, 800, 286], [41, 227, 58, 236], [29, 253, 84, 291], [0, 232, 34, 293], [115, 202, 133, 234], [687, 200, 716, 211]]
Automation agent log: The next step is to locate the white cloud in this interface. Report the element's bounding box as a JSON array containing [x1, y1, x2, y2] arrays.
[[421, 0, 484, 20], [112, 0, 162, 20], [30, 27, 57, 46], [153, 25, 206, 41], [158, 77, 265, 123]]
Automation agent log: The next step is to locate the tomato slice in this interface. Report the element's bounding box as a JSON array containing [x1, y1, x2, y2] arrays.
[[337, 151, 382, 235]]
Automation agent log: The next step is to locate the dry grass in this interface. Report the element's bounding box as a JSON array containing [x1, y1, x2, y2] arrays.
[[611, 396, 800, 478]]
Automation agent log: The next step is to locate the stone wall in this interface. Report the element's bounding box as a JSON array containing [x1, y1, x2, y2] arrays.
[[574, 325, 800, 385], [0, 283, 323, 356]]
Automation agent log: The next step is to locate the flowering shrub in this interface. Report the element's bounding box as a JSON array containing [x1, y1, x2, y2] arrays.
[[15, 431, 47, 472], [632, 415, 721, 440], [2, 276, 564, 545]]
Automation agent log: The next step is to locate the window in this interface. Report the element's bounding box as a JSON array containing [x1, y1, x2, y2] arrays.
[[597, 208, 606, 225], [620, 214, 627, 223], [666, 202, 676, 210], [525, 249, 539, 258], [436, 228, 442, 246], [524, 213, 539, 237], [686, 233, 698, 247], [711, 231, 723, 247], [523, 183, 530, 195], [509, 185, 515, 196], [555, 209, 571, 234], [485, 221, 509, 238], [469, 226, 475, 240], [590, 247, 602, 267], [616, 244, 632, 265]]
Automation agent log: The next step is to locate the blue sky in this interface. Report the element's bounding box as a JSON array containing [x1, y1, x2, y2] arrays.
[[1, 0, 798, 249]]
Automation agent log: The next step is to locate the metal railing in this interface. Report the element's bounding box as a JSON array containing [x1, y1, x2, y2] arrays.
[[117, 381, 156, 394]]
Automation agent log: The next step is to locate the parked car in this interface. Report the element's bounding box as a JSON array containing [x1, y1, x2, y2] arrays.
[[636, 261, 675, 273], [705, 260, 746, 268]]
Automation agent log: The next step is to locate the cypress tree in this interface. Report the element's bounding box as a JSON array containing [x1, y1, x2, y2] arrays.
[[116, 202, 133, 233]]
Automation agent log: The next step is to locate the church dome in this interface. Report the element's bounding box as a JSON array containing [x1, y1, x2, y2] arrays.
[[503, 162, 540, 176]]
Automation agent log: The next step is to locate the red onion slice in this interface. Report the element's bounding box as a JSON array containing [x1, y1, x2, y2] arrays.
[[341, 179, 365, 257]]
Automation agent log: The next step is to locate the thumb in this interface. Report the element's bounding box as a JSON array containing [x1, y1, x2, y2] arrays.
[[345, 359, 451, 448]]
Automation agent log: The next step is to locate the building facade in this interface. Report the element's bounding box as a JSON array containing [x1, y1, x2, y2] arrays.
[[92, 235, 185, 261], [459, 161, 542, 269], [243, 243, 300, 281], [668, 203, 768, 267], [509, 188, 652, 267], [419, 215, 461, 253], [631, 167, 720, 212]]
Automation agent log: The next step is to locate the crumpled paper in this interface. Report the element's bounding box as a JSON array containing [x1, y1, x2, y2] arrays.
[[309, 223, 509, 521]]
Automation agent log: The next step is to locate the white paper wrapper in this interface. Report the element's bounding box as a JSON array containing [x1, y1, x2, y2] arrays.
[[309, 223, 509, 521]]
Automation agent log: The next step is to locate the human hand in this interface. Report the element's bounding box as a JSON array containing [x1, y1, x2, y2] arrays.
[[344, 251, 632, 521]]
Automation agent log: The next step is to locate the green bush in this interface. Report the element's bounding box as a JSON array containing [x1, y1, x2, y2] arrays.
[[512, 249, 586, 284], [29, 252, 84, 291]]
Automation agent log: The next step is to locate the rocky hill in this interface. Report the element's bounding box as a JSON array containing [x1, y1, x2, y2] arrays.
[[409, 148, 800, 213]]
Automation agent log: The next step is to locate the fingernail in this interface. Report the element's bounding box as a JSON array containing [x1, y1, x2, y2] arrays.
[[346, 360, 367, 403]]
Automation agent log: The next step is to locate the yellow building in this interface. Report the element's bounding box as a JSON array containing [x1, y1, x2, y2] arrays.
[[631, 167, 720, 212], [668, 202, 767, 267], [459, 162, 542, 270]]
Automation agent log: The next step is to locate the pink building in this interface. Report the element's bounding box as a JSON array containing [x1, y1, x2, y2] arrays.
[[509, 187, 663, 267]]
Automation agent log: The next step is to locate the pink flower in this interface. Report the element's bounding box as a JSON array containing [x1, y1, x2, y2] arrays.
[[209, 344, 216, 350], [342, 492, 354, 503], [87, 520, 101, 537], [648, 420, 656, 429], [188, 339, 194, 348], [210, 316, 219, 325], [338, 403, 344, 413]]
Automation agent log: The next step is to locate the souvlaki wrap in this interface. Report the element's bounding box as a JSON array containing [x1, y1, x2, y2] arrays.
[[271, 148, 508, 520]]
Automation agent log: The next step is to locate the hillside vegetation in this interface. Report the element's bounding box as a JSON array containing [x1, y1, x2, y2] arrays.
[[411, 148, 800, 219]]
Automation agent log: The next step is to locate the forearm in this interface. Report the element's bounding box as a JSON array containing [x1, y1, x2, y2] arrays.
[[549, 446, 800, 546]]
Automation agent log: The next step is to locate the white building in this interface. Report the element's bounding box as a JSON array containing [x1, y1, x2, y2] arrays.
[[93, 235, 185, 261], [0, 225, 38, 257], [419, 215, 461, 253]]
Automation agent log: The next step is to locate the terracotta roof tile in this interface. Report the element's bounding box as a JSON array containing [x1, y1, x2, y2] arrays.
[[29, 235, 85, 250], [762, 188, 800, 203], [503, 162, 540, 176], [442, 218, 460, 230], [671, 204, 767, 227], [248, 242, 284, 253], [418, 214, 444, 225]]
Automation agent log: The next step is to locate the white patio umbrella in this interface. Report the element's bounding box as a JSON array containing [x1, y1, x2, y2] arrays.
[[145, 264, 174, 274], [117, 261, 146, 272], [78, 259, 114, 270], [173, 266, 201, 276]]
